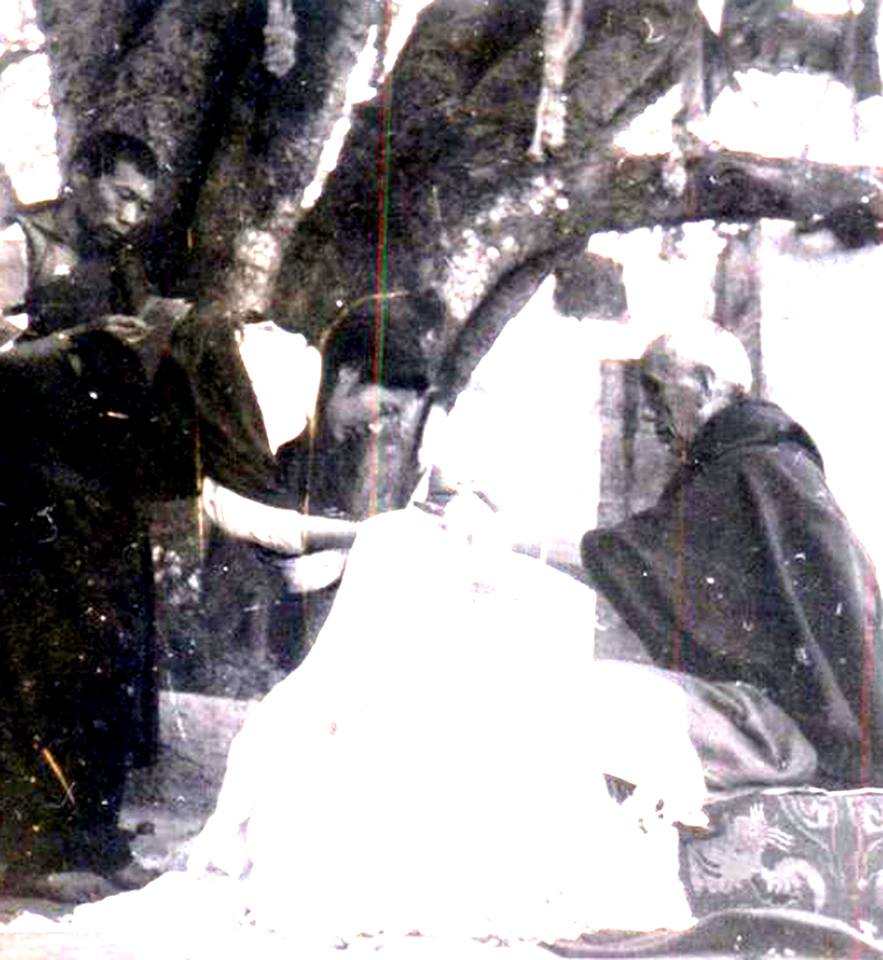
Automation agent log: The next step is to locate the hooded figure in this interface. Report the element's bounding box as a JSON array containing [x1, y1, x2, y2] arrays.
[[581, 326, 883, 788]]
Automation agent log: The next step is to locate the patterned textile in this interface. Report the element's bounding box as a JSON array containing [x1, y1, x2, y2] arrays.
[[681, 788, 883, 935]]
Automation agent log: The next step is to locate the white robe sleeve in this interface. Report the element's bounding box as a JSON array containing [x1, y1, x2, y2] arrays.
[[200, 476, 307, 555]]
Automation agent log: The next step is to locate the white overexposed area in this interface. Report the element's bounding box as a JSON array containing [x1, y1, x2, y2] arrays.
[[759, 222, 883, 573], [0, 0, 58, 203]]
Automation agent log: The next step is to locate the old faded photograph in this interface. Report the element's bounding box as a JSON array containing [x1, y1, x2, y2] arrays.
[[1, 1, 883, 957]]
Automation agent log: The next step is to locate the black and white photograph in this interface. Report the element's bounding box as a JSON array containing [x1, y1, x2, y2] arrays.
[[1, 1, 883, 957]]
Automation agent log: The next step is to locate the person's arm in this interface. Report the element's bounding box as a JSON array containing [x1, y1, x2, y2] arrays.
[[58, 314, 150, 344], [510, 532, 584, 571], [200, 476, 358, 555], [0, 325, 90, 378], [2, 316, 153, 396], [301, 513, 361, 552], [0, 327, 89, 427]]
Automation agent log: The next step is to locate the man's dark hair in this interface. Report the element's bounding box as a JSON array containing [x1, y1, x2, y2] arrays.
[[319, 291, 440, 396], [310, 291, 442, 517], [70, 130, 159, 180]]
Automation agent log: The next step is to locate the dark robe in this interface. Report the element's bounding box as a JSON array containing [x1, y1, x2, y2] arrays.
[[0, 199, 189, 873], [581, 398, 883, 788], [10, 200, 151, 337], [164, 310, 313, 682], [165, 309, 304, 508], [0, 335, 162, 873]]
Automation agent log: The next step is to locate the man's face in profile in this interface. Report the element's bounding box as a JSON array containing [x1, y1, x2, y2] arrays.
[[640, 369, 676, 447], [324, 367, 418, 444], [74, 159, 156, 250], [640, 357, 707, 455]]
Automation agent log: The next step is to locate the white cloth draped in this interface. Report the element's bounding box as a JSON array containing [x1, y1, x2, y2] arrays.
[[186, 508, 705, 940], [64, 508, 707, 949]]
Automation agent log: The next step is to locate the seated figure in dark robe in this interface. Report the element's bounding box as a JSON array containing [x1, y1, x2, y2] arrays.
[[580, 325, 883, 788]]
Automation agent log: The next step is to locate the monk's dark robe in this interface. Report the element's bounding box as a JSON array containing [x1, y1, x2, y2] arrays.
[[0, 334, 162, 873], [582, 398, 883, 788], [164, 309, 305, 508], [8, 200, 151, 337], [162, 310, 313, 680], [0, 197, 181, 875]]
